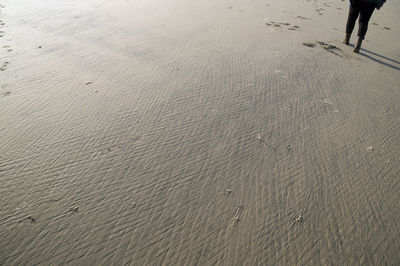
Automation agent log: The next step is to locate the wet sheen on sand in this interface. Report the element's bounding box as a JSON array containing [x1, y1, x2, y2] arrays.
[[1, 0, 399, 265]]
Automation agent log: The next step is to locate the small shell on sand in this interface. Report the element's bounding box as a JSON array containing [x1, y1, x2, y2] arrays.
[[295, 215, 303, 223], [69, 206, 79, 213], [232, 206, 244, 225]]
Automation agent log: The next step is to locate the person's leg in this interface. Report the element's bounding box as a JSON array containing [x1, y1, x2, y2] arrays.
[[357, 3, 375, 39], [345, 0, 360, 37], [354, 2, 375, 53]]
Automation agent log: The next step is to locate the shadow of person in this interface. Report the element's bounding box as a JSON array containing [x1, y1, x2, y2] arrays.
[[359, 52, 400, 71], [349, 44, 400, 71], [360, 48, 400, 65]]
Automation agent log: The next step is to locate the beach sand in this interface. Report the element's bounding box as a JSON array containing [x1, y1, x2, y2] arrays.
[[1, 0, 399, 264]]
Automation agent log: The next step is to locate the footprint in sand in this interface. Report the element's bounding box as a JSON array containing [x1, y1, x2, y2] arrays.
[[315, 6, 326, 15], [0, 31, 5, 37], [304, 41, 346, 58], [317, 42, 344, 57], [303, 42, 316, 47], [3, 45, 12, 52], [2, 91, 11, 97], [0, 61, 10, 71], [265, 22, 280, 27], [383, 27, 391, 30], [297, 16, 310, 20], [288, 25, 300, 30], [266, 21, 301, 31]]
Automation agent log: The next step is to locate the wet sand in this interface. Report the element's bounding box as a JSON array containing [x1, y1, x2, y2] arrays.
[[1, 0, 399, 264]]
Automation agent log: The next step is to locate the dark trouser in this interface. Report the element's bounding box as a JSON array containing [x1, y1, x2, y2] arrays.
[[346, 0, 376, 39]]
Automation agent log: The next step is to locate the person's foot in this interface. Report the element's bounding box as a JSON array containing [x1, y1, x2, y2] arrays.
[[342, 33, 351, 45], [353, 37, 363, 53]]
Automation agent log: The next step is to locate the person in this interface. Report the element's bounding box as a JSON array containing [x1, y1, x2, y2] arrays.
[[342, 0, 386, 53]]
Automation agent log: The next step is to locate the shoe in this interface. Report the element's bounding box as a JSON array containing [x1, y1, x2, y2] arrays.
[[342, 33, 351, 45], [354, 37, 363, 53]]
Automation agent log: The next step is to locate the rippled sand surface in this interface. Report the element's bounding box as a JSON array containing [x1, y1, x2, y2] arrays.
[[1, 0, 399, 264]]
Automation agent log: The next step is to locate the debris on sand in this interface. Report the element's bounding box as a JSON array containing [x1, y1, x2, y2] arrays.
[[20, 216, 37, 223], [256, 133, 278, 152], [289, 215, 304, 229], [294, 215, 303, 224], [85, 81, 92, 85], [286, 144, 292, 152], [322, 98, 333, 105], [69, 206, 79, 213], [27, 216, 36, 223], [232, 206, 244, 225], [224, 189, 232, 196], [366, 146, 374, 151]]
